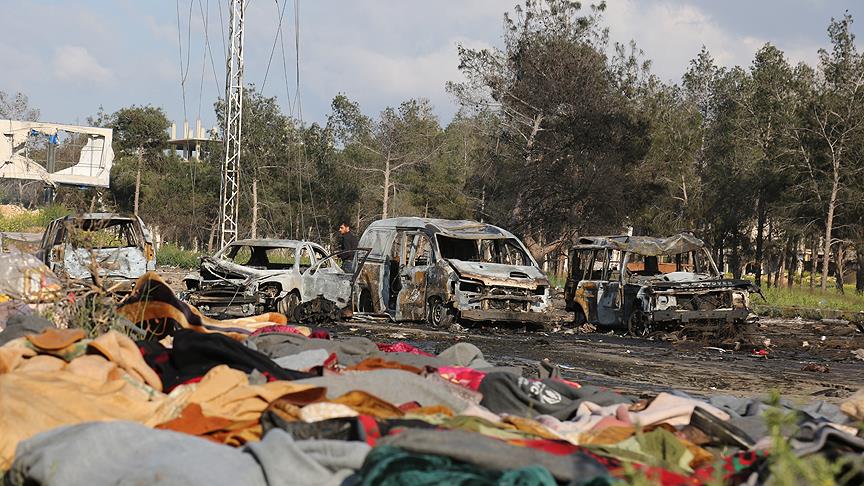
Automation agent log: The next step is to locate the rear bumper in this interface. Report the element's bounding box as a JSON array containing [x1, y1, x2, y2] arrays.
[[459, 308, 554, 323], [651, 308, 749, 323]]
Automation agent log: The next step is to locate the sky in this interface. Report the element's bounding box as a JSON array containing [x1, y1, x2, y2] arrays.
[[1, 0, 861, 132]]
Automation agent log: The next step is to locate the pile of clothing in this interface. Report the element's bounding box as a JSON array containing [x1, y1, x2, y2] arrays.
[[1, 273, 863, 485]]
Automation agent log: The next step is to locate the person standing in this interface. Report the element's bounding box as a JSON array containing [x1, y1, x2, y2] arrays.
[[338, 221, 358, 252], [337, 221, 358, 272]]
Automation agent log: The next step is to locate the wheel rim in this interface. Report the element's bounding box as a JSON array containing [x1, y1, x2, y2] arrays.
[[431, 303, 443, 325]]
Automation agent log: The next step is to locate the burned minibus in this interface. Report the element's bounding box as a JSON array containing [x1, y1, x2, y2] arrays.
[[564, 233, 759, 335]]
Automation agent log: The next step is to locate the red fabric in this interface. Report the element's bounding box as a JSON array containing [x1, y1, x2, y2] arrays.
[[357, 415, 381, 446], [552, 377, 582, 389], [437, 366, 486, 391], [376, 342, 434, 356], [398, 402, 422, 411], [309, 329, 331, 339], [250, 325, 304, 337], [507, 438, 581, 455]]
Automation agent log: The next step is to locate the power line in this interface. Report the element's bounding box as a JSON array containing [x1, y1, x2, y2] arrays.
[[175, 0, 189, 121], [261, 0, 290, 94], [198, 0, 223, 106], [293, 0, 302, 119]]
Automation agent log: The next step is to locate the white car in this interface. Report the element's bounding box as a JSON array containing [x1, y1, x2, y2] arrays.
[[182, 239, 367, 320]]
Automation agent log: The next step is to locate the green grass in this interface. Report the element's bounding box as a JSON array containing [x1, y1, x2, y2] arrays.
[[156, 244, 201, 268], [0, 205, 69, 232], [756, 285, 864, 313]]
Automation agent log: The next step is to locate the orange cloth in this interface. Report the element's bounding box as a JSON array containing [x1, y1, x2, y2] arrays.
[[26, 328, 85, 350], [332, 390, 405, 419], [170, 365, 318, 422], [579, 426, 636, 445], [346, 357, 423, 374], [89, 331, 162, 391]]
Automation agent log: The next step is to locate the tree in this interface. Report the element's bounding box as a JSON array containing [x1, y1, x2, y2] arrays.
[[449, 0, 650, 260], [796, 14, 864, 291], [108, 105, 171, 215], [329, 95, 442, 219], [0, 91, 39, 121]]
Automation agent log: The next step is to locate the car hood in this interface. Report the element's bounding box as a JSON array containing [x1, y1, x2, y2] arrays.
[[447, 259, 548, 289], [63, 247, 147, 280], [645, 277, 760, 293]]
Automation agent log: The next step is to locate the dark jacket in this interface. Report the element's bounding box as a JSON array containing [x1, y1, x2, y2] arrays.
[[338, 231, 358, 252]]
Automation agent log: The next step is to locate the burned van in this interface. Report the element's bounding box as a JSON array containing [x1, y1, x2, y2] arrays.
[[564, 233, 759, 335], [36, 213, 156, 292], [355, 217, 552, 326]]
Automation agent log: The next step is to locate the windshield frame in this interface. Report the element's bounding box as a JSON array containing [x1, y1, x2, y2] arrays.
[[434, 234, 537, 267]]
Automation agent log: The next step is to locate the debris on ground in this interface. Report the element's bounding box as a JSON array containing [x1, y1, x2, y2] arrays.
[[801, 363, 831, 373], [1, 271, 863, 484]]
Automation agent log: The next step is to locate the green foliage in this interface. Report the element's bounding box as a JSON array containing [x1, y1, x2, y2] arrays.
[[0, 205, 69, 232], [156, 244, 201, 269], [109, 105, 172, 159], [757, 286, 864, 313]]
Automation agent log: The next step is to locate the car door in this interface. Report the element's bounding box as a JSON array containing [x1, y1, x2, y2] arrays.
[[299, 248, 370, 308], [395, 232, 433, 321], [596, 248, 623, 325]]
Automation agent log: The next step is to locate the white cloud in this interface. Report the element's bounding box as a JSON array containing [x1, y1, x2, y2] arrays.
[[603, 0, 818, 82], [52, 45, 115, 83], [306, 37, 490, 117]]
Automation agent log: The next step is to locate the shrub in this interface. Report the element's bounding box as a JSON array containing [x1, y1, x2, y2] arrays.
[[156, 244, 201, 268]]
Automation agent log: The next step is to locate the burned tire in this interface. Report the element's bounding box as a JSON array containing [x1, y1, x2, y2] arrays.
[[277, 292, 300, 320], [427, 298, 454, 328], [358, 290, 374, 313], [627, 310, 652, 337]]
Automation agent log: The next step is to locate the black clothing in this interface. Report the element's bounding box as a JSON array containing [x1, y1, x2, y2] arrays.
[[138, 329, 315, 391], [338, 231, 358, 252]]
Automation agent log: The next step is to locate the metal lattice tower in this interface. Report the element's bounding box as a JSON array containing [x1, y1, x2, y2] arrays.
[[219, 0, 246, 248]]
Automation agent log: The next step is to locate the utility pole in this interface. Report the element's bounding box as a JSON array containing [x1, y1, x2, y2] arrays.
[[219, 0, 246, 248]]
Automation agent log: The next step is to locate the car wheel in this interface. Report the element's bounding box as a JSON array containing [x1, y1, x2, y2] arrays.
[[627, 310, 652, 337], [278, 292, 300, 320], [426, 298, 454, 328]]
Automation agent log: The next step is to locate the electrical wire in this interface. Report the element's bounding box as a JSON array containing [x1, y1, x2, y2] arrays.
[[261, 0, 290, 93], [175, 0, 189, 122]]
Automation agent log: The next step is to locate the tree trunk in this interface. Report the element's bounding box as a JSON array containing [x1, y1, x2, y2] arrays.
[[810, 235, 817, 290], [382, 160, 391, 219], [207, 216, 218, 252], [834, 244, 846, 294], [754, 196, 766, 287], [731, 235, 742, 279], [821, 170, 840, 291], [856, 243, 864, 295], [777, 247, 786, 288], [786, 239, 796, 288], [134, 165, 141, 216], [251, 176, 258, 239]]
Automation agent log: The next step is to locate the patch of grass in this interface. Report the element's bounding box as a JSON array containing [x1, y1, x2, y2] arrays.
[[0, 205, 69, 232], [546, 273, 566, 288], [757, 286, 864, 313], [157, 244, 201, 268]]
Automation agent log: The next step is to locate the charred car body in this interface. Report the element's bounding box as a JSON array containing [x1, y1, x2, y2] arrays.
[[564, 233, 759, 335], [182, 239, 367, 320], [36, 213, 156, 292], [355, 217, 552, 326]]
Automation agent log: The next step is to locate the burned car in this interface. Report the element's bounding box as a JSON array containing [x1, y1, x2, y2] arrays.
[[564, 233, 759, 335], [36, 213, 156, 292], [182, 239, 367, 320], [355, 217, 552, 326]]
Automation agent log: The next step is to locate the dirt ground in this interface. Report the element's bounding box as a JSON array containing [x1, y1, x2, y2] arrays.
[[158, 268, 864, 404], [324, 316, 864, 405]]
